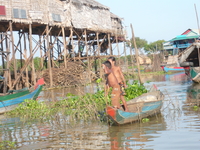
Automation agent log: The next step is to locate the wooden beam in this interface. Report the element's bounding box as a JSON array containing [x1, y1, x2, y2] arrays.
[[46, 25, 53, 87], [29, 24, 36, 85]]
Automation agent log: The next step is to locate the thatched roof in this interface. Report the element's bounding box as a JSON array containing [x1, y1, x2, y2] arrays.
[[0, 0, 124, 36], [62, 0, 110, 10]]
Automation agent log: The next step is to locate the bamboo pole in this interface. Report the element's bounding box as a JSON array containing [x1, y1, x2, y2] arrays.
[[130, 24, 142, 84], [23, 32, 29, 88], [39, 35, 43, 71], [85, 29, 92, 83], [29, 24, 36, 85], [108, 33, 112, 55], [5, 30, 11, 89], [97, 32, 102, 79], [0, 34, 7, 94], [9, 21, 17, 89], [46, 25, 53, 87], [62, 27, 67, 68], [194, 4, 200, 35]]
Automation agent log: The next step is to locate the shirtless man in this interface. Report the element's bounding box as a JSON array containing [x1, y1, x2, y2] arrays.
[[108, 57, 128, 112], [102, 61, 121, 109]]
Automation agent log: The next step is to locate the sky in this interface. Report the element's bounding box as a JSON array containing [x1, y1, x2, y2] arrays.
[[97, 0, 200, 43]]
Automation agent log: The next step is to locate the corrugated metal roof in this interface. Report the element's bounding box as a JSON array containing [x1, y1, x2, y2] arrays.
[[170, 35, 199, 41]]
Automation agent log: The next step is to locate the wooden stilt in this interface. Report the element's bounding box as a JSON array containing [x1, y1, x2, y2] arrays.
[[96, 32, 102, 79], [62, 27, 67, 68], [23, 32, 29, 88], [84, 29, 92, 83], [39, 35, 43, 71], [108, 33, 112, 55], [46, 25, 53, 87], [29, 24, 36, 85], [9, 21, 17, 89], [5, 30, 11, 89]]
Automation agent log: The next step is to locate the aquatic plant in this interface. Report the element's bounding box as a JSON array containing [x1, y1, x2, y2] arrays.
[[0, 141, 16, 149], [7, 80, 147, 122], [125, 80, 147, 101]]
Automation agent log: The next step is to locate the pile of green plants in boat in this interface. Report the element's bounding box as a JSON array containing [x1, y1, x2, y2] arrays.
[[7, 80, 147, 121], [124, 80, 148, 101]]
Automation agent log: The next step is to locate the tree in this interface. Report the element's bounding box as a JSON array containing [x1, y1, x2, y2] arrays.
[[126, 37, 148, 54], [144, 40, 165, 53]]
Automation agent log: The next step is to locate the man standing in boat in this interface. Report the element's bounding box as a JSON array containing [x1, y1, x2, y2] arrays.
[[102, 61, 121, 109], [108, 57, 129, 112]]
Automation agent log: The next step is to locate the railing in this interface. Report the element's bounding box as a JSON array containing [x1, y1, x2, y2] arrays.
[[175, 43, 192, 48]]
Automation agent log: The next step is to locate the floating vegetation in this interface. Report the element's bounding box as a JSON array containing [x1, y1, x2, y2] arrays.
[[125, 80, 147, 101], [142, 118, 150, 123], [0, 141, 16, 150], [7, 80, 148, 122], [193, 105, 199, 111]]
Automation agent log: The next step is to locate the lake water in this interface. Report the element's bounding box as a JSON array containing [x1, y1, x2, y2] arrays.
[[0, 72, 200, 150]]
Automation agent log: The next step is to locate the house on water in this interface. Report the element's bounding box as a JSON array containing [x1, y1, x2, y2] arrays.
[[163, 29, 200, 56]]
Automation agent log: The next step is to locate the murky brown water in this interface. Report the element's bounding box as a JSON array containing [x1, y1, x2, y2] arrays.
[[1, 72, 200, 149]]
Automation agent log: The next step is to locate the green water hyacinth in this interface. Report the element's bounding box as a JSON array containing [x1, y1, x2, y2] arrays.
[[125, 80, 147, 101]]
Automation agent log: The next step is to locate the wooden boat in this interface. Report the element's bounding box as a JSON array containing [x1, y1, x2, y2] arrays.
[[161, 66, 186, 72], [178, 42, 200, 83], [106, 85, 164, 125], [0, 78, 44, 114]]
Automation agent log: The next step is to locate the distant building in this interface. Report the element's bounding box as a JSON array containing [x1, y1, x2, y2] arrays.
[[138, 55, 151, 65], [163, 29, 199, 55]]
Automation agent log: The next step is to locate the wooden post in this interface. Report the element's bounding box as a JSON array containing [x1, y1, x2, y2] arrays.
[[9, 21, 17, 89], [194, 4, 200, 35], [62, 27, 67, 68], [70, 27, 74, 61], [129, 42, 135, 75], [130, 24, 142, 84], [23, 32, 29, 88], [108, 33, 112, 55], [97, 32, 102, 79], [0, 34, 7, 94], [46, 25, 53, 87], [85, 29, 92, 83], [29, 24, 36, 85], [39, 35, 43, 71], [5, 30, 11, 89]]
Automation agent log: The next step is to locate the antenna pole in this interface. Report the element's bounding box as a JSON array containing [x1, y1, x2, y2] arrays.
[[194, 4, 200, 35]]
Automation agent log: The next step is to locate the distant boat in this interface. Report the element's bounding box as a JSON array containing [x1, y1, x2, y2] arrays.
[[106, 85, 164, 125], [161, 66, 186, 72], [0, 78, 44, 114], [178, 42, 200, 83]]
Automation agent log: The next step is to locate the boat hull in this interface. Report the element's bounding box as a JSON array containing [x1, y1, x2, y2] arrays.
[[106, 89, 164, 125], [0, 79, 44, 114], [163, 66, 185, 72]]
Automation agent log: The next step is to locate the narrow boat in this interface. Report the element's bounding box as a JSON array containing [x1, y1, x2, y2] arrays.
[[106, 85, 164, 125], [178, 42, 200, 83], [161, 66, 186, 72], [0, 78, 44, 114]]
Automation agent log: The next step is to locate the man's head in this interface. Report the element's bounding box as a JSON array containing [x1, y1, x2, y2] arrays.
[[108, 56, 116, 65], [102, 61, 112, 69]]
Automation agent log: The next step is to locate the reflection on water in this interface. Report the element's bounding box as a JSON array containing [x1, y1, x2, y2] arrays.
[[109, 114, 166, 149], [0, 72, 200, 149], [186, 83, 200, 106]]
